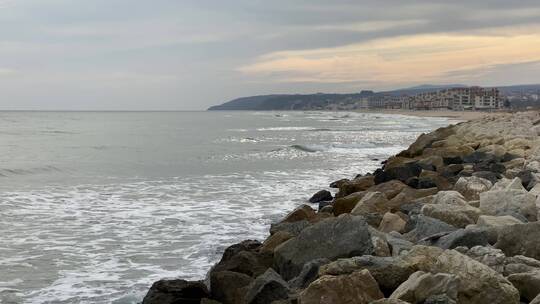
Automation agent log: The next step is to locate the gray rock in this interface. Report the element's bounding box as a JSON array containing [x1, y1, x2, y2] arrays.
[[274, 214, 374, 280], [420, 227, 490, 249], [495, 221, 540, 260], [210, 271, 253, 304], [421, 203, 481, 228], [387, 232, 414, 256], [308, 190, 332, 204], [288, 258, 329, 290], [143, 279, 209, 304], [404, 215, 458, 242], [453, 176, 492, 200], [531, 293, 540, 304], [480, 190, 537, 222], [270, 220, 310, 236], [389, 271, 459, 304], [244, 268, 290, 304], [507, 271, 540, 302]]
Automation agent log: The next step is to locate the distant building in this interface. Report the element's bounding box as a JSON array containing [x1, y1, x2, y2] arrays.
[[405, 86, 502, 111]]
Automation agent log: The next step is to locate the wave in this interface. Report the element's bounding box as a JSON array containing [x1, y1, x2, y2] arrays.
[[290, 143, 379, 153], [0, 165, 61, 177]]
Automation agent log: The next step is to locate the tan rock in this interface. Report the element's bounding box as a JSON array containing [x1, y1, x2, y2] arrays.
[[333, 192, 367, 215], [336, 176, 375, 198], [282, 205, 317, 223], [370, 180, 409, 200], [379, 212, 407, 233], [260, 231, 293, 253], [421, 203, 481, 228], [299, 269, 384, 304], [454, 176, 493, 201], [351, 192, 390, 216], [389, 271, 458, 303]]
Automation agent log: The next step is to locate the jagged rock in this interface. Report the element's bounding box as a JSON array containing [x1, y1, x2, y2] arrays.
[[299, 269, 384, 304], [379, 212, 407, 233], [274, 214, 374, 280], [270, 220, 310, 237], [244, 268, 290, 304], [210, 271, 253, 304], [476, 215, 523, 227], [418, 170, 452, 190], [458, 246, 507, 274], [212, 241, 272, 278], [421, 203, 481, 228], [142, 279, 209, 304], [336, 176, 375, 198], [453, 176, 493, 200], [281, 204, 317, 223], [531, 293, 540, 304], [288, 258, 330, 290], [421, 227, 490, 249], [374, 163, 423, 184], [389, 271, 458, 304], [495, 221, 540, 260], [333, 191, 367, 215], [387, 232, 414, 256], [370, 299, 411, 304], [308, 190, 333, 204], [319, 255, 416, 293], [404, 215, 458, 242], [201, 299, 222, 304], [479, 189, 537, 222], [472, 171, 501, 184], [330, 178, 349, 188], [507, 271, 540, 302], [400, 246, 519, 304], [317, 200, 333, 211], [351, 192, 390, 217], [260, 231, 293, 253], [431, 191, 467, 206]]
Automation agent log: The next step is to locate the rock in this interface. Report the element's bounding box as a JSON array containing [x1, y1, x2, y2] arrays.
[[299, 270, 384, 304], [478, 144, 507, 158], [386, 232, 414, 256], [401, 246, 520, 304], [463, 151, 498, 164], [472, 171, 501, 184], [288, 258, 330, 290], [210, 271, 253, 304], [517, 170, 537, 190], [333, 191, 367, 215], [459, 246, 508, 274], [319, 255, 416, 294], [374, 163, 423, 184], [336, 176, 375, 198], [476, 215, 523, 228], [201, 299, 222, 304], [404, 215, 458, 242], [423, 227, 490, 249], [270, 220, 311, 236], [505, 177, 527, 191], [389, 271, 458, 304], [379, 212, 407, 233], [495, 221, 540, 260], [142, 279, 209, 304], [370, 299, 411, 304], [531, 293, 540, 304], [281, 205, 317, 223], [507, 271, 540, 302], [473, 162, 506, 174], [317, 200, 333, 211], [431, 191, 467, 206], [454, 176, 493, 200], [244, 268, 290, 304], [418, 155, 444, 171], [370, 180, 409, 200], [527, 160, 540, 173], [479, 189, 537, 222], [351, 192, 390, 218], [274, 214, 374, 280], [421, 203, 481, 228], [387, 187, 439, 210], [423, 294, 457, 304], [418, 170, 452, 190], [330, 178, 349, 188], [212, 241, 272, 278], [440, 164, 464, 178], [308, 190, 333, 204], [260, 231, 293, 253]]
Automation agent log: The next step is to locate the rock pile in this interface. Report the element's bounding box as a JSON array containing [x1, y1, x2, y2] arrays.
[[143, 111, 540, 304]]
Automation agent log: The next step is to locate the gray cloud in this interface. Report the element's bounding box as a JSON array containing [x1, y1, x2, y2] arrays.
[[0, 0, 540, 110]]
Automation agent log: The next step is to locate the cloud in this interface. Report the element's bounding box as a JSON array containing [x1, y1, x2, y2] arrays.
[[238, 24, 540, 88]]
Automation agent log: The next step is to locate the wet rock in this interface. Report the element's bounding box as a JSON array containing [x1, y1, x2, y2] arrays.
[[142, 279, 209, 304], [288, 258, 330, 290], [210, 271, 253, 304], [260, 231, 293, 253], [389, 271, 458, 304], [244, 268, 290, 304], [281, 205, 317, 223], [330, 178, 349, 188], [333, 191, 367, 215], [308, 190, 333, 204], [374, 163, 423, 185], [507, 271, 540, 302], [453, 176, 493, 201], [317, 200, 333, 211], [212, 241, 272, 278], [299, 269, 384, 304], [274, 214, 374, 280], [336, 176, 375, 198], [495, 221, 540, 260]]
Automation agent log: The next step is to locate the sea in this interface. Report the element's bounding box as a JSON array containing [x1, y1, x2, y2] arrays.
[[0, 111, 456, 303]]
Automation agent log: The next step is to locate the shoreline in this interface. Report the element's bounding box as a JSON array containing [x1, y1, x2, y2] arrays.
[[142, 111, 540, 304], [354, 108, 500, 121]]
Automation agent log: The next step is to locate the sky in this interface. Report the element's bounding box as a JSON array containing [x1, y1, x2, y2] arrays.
[[1, 0, 540, 110]]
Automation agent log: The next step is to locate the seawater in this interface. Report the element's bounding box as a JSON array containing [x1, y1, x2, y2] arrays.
[[0, 111, 456, 303]]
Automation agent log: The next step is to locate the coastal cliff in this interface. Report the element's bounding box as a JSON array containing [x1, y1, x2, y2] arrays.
[[142, 111, 540, 304]]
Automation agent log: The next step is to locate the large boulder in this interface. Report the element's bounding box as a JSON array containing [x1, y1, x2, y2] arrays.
[[389, 271, 458, 304], [274, 214, 374, 280], [260, 231, 293, 253], [454, 176, 493, 200], [336, 176, 375, 198], [401, 246, 520, 304], [308, 190, 333, 204], [421, 203, 481, 228], [378, 212, 407, 233], [507, 271, 540, 302], [371, 180, 409, 200], [421, 227, 490, 249], [288, 258, 330, 290], [211, 243, 273, 278], [333, 191, 367, 215], [431, 191, 468, 206], [210, 271, 253, 304], [374, 163, 423, 184], [351, 192, 390, 218], [142, 279, 209, 304], [404, 215, 458, 242], [298, 269, 384, 304], [495, 221, 540, 260], [479, 190, 537, 222], [244, 268, 290, 304]]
